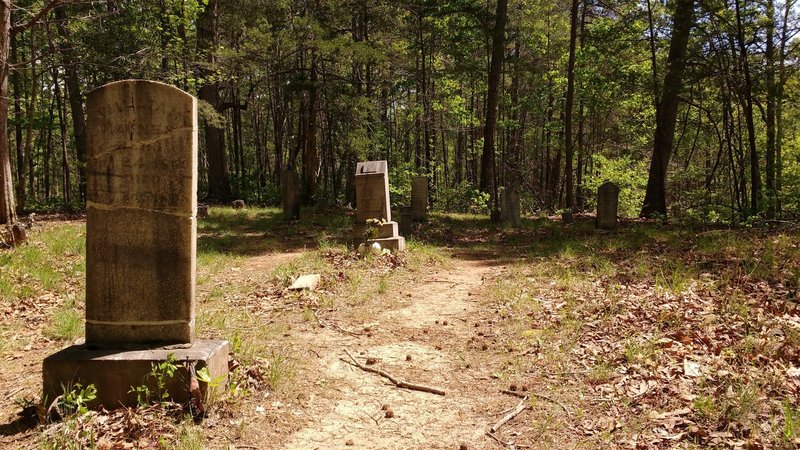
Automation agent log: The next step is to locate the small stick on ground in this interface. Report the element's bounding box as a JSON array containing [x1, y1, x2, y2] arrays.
[[501, 389, 570, 416], [313, 310, 362, 337], [342, 349, 446, 396], [490, 396, 528, 433], [485, 431, 516, 449]]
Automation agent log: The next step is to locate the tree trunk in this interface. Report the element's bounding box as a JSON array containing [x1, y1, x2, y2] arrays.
[[640, 0, 694, 217], [303, 57, 319, 203], [197, 0, 231, 201], [0, 0, 16, 226], [564, 0, 580, 210], [734, 0, 760, 216], [10, 27, 23, 212], [480, 0, 508, 211], [55, 5, 87, 203], [53, 66, 70, 203], [765, 0, 776, 218]]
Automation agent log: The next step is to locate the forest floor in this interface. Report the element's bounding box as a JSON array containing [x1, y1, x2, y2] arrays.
[[1, 208, 800, 449]]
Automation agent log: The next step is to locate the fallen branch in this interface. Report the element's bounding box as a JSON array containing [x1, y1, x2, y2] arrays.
[[342, 349, 446, 396], [501, 389, 570, 416], [491, 396, 528, 433]]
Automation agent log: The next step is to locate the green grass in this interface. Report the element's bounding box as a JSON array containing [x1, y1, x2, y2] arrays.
[[0, 222, 85, 301], [47, 305, 83, 341]]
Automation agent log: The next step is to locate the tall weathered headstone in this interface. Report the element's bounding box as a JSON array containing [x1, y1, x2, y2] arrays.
[[282, 169, 300, 221], [596, 181, 620, 230], [500, 188, 521, 227], [43, 80, 228, 408], [411, 176, 428, 221], [354, 160, 405, 251]]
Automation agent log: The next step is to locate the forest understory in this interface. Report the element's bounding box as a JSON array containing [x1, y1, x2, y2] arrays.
[[0, 208, 799, 449]]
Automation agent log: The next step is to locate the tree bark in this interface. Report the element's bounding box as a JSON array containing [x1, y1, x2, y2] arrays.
[[10, 27, 22, 212], [480, 0, 508, 211], [564, 0, 580, 210], [640, 0, 695, 217], [765, 0, 776, 218], [0, 0, 16, 226], [54, 5, 87, 203], [303, 57, 319, 203], [197, 0, 231, 201], [734, 0, 760, 216]]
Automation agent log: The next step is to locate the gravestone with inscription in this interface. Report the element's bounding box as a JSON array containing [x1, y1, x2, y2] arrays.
[[354, 160, 405, 251], [500, 188, 521, 227], [411, 176, 428, 221], [43, 80, 228, 408], [596, 181, 620, 230], [282, 169, 300, 221]]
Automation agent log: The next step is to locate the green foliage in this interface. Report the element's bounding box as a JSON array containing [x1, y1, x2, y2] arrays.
[[59, 383, 97, 416], [435, 181, 490, 214], [129, 353, 180, 406]]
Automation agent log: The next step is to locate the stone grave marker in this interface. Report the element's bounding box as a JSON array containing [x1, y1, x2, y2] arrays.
[[500, 188, 521, 227], [43, 80, 228, 409], [596, 181, 620, 230], [399, 206, 413, 236], [282, 169, 300, 221], [411, 176, 428, 221], [354, 160, 405, 251]]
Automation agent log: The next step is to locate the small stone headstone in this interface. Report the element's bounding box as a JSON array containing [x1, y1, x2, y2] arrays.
[[411, 176, 428, 221], [232, 199, 246, 209], [500, 188, 521, 227], [596, 181, 620, 230], [288, 274, 321, 291], [354, 160, 405, 251], [399, 207, 413, 236], [281, 170, 300, 221], [197, 204, 209, 219]]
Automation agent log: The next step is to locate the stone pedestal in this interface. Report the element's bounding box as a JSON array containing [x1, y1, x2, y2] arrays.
[[367, 236, 406, 251], [500, 188, 521, 227], [354, 161, 405, 252], [596, 181, 620, 230], [411, 176, 428, 221], [282, 170, 300, 221], [43, 340, 229, 409], [43, 80, 228, 409]]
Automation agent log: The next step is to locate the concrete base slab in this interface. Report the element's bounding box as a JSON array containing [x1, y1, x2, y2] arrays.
[[43, 339, 229, 409], [368, 236, 406, 252]]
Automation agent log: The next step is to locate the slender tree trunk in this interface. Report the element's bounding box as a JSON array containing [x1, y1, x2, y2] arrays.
[[734, 0, 760, 215], [53, 66, 70, 203], [480, 0, 508, 211], [303, 57, 319, 203], [24, 27, 36, 206], [10, 28, 23, 212], [776, 0, 793, 216], [765, 0, 776, 218], [640, 0, 695, 217], [564, 0, 580, 210], [55, 5, 87, 203], [0, 0, 16, 226]]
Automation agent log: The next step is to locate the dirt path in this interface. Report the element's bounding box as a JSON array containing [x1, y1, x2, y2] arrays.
[[280, 255, 509, 449]]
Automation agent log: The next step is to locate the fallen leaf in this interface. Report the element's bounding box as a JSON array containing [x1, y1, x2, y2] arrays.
[[684, 359, 702, 377]]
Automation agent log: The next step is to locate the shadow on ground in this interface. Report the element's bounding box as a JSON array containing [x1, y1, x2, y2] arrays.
[[408, 212, 799, 289], [197, 206, 354, 257]]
